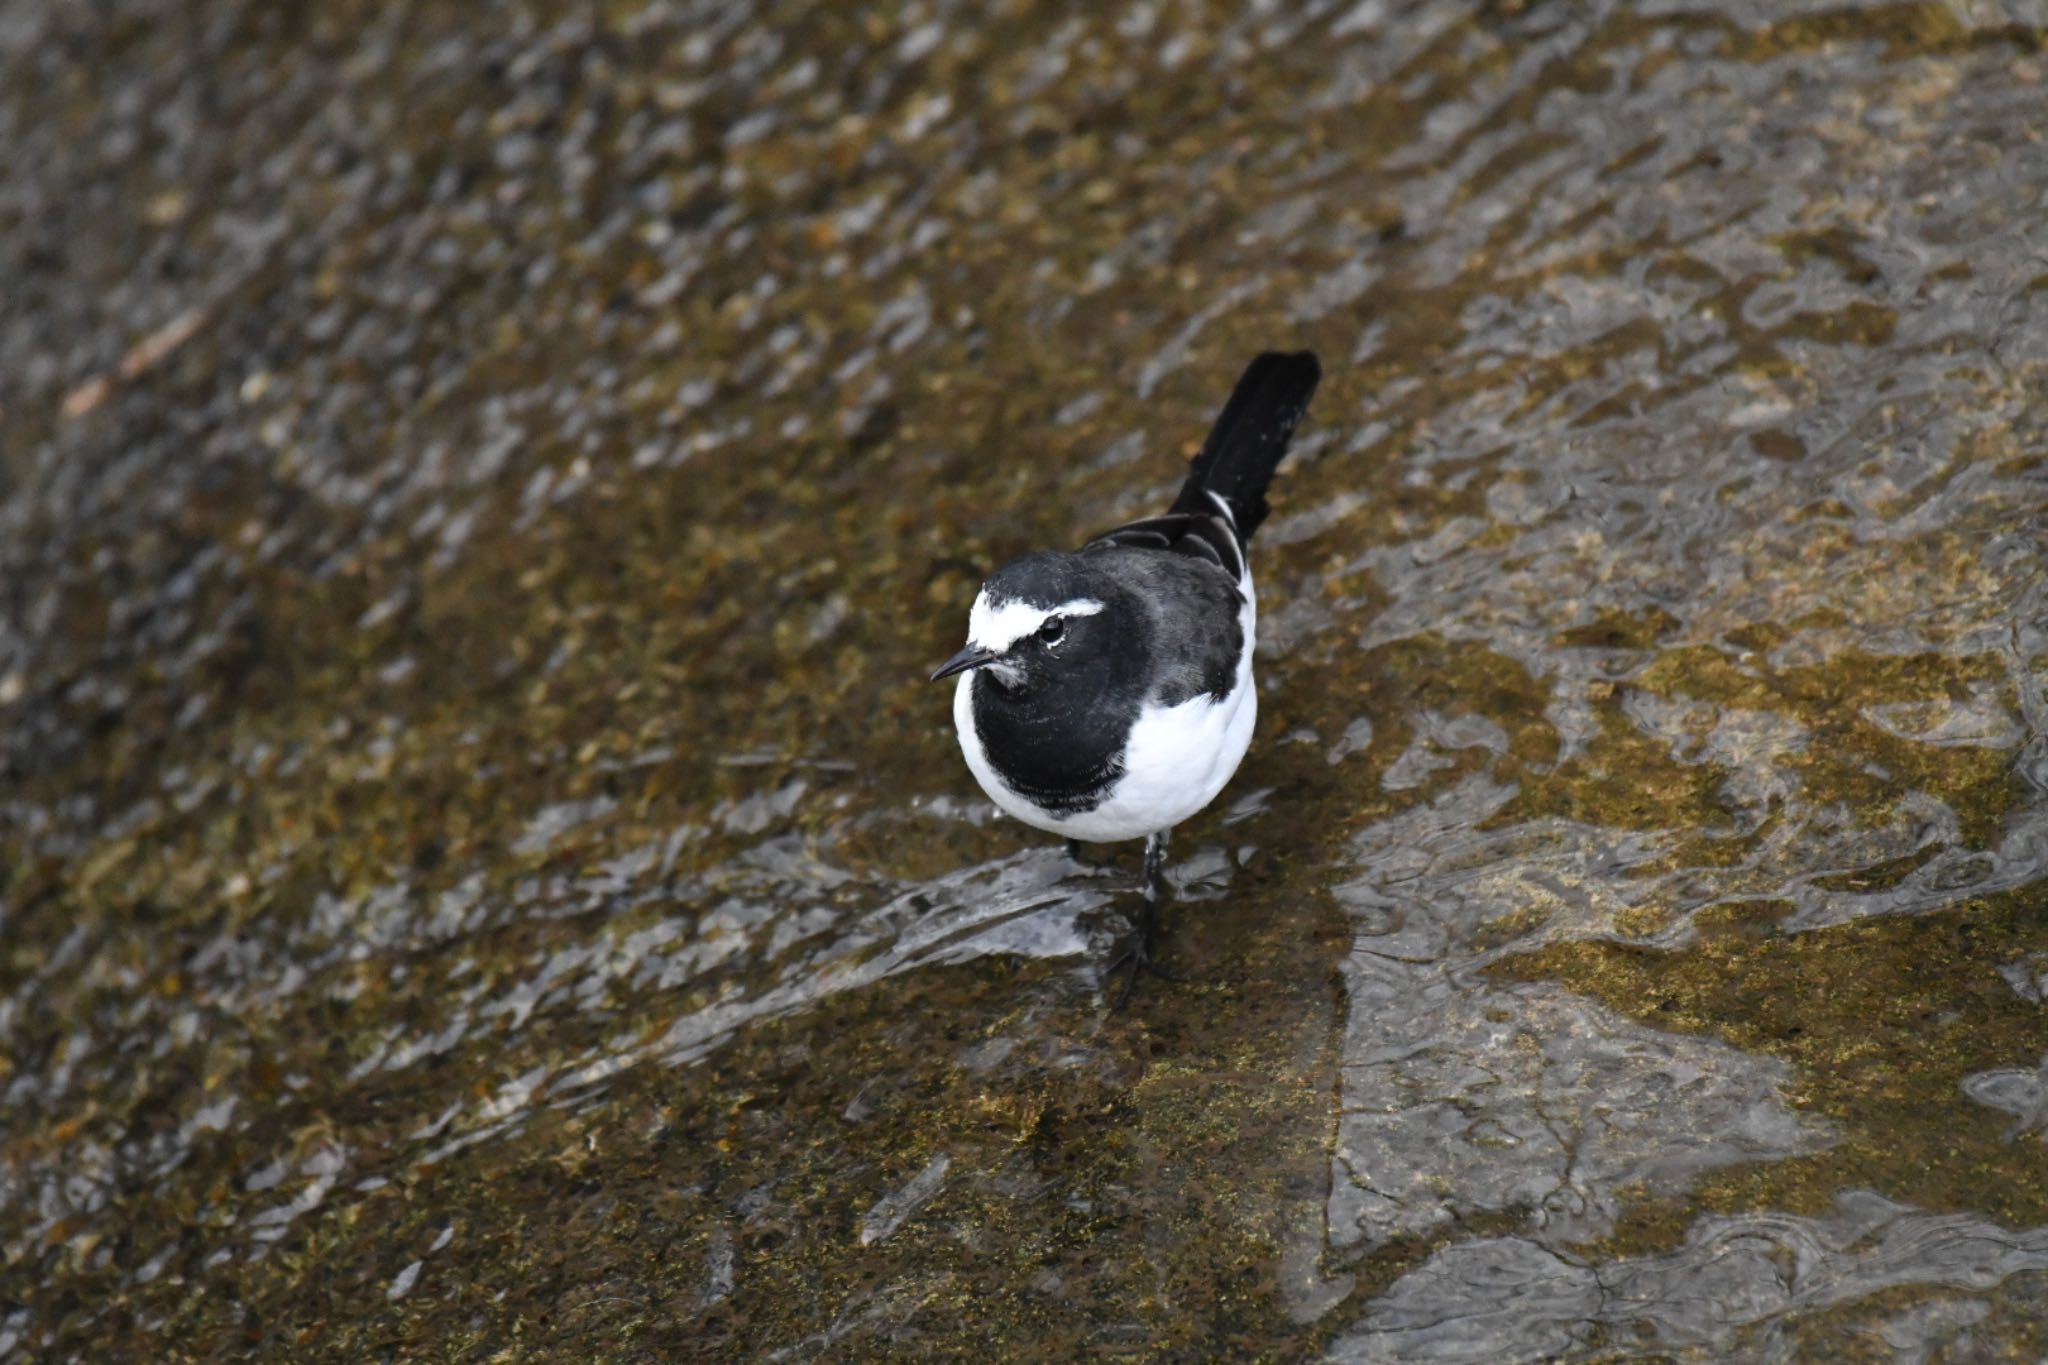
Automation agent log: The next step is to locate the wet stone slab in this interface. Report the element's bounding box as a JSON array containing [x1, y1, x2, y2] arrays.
[[4, 0, 2048, 1359]]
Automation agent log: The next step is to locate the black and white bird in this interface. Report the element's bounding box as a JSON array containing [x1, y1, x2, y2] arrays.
[[931, 351, 1322, 1000]]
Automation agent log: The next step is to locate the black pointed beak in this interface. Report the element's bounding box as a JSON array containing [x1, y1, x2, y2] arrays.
[[930, 645, 998, 682]]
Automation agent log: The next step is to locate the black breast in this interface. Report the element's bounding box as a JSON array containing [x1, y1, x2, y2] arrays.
[[964, 548, 1241, 817], [970, 672, 1135, 815]]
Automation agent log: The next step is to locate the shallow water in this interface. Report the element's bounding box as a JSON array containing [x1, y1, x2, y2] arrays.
[[4, 0, 2048, 1359]]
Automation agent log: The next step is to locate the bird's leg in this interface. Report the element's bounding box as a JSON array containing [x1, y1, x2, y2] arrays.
[[1106, 829, 1182, 1008], [1142, 830, 1169, 903], [1066, 838, 1085, 863]]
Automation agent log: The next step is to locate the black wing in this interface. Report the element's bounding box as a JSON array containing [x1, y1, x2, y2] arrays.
[[1082, 510, 1245, 581]]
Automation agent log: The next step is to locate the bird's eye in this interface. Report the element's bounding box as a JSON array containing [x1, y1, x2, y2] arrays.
[[1037, 616, 1065, 644]]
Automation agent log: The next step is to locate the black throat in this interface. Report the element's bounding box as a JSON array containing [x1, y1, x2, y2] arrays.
[[969, 632, 1148, 816]]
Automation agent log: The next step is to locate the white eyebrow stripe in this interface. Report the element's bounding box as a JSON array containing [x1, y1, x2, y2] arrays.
[[967, 595, 1104, 651]]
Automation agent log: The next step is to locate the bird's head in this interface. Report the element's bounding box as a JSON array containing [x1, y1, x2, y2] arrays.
[[929, 553, 1121, 696]]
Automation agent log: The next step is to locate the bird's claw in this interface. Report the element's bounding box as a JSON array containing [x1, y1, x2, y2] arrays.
[[1104, 904, 1183, 1009]]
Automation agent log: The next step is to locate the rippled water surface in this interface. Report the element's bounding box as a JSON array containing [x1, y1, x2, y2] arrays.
[[5, 1, 2048, 1359]]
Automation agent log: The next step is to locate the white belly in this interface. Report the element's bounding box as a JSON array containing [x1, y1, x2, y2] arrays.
[[952, 570, 1259, 845]]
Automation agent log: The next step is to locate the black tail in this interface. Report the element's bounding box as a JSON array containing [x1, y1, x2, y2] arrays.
[[1170, 350, 1322, 543]]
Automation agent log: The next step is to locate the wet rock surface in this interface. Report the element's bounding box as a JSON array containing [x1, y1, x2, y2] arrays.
[[4, 0, 2048, 1359]]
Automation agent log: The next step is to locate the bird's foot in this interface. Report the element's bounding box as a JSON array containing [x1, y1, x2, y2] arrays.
[[1104, 898, 1183, 1010]]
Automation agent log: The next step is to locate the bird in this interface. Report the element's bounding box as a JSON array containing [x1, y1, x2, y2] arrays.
[[930, 351, 1322, 1003]]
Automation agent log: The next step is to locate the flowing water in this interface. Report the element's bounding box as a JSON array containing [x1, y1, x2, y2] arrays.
[[4, 0, 2048, 1359]]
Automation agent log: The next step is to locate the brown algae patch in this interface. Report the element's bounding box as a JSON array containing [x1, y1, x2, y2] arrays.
[[104, 943, 1352, 1358], [6, 0, 2048, 1358]]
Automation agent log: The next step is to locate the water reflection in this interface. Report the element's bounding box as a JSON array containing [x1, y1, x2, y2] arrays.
[[4, 0, 2048, 1357], [1334, 1192, 2048, 1362]]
